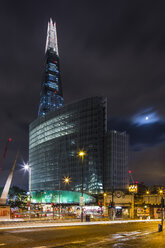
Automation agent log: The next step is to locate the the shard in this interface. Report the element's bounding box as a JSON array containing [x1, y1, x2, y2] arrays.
[[38, 18, 63, 117]]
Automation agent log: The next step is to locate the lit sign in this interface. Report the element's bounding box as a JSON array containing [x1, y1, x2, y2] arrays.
[[129, 184, 138, 193], [31, 190, 96, 204]]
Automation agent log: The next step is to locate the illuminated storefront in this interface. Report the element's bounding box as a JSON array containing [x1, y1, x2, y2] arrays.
[[31, 190, 96, 204]]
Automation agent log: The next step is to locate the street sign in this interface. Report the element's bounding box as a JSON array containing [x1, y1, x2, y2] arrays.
[[80, 196, 84, 206]]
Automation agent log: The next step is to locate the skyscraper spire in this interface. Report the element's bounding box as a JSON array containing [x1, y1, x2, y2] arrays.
[[45, 18, 59, 55], [38, 19, 63, 117]]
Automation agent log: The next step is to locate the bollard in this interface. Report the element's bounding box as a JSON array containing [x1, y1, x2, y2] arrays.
[[86, 214, 90, 222], [158, 224, 162, 232]]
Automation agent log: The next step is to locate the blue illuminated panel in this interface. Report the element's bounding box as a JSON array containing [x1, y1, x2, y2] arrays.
[[38, 49, 64, 117]]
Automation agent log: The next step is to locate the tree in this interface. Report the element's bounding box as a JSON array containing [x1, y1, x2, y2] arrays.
[[8, 186, 28, 209]]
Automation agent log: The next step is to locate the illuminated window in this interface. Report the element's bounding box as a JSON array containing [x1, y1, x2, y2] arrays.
[[48, 74, 56, 81], [46, 63, 59, 73], [46, 81, 59, 90]]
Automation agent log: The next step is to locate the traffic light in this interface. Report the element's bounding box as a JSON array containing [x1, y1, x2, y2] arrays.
[[108, 201, 112, 208], [108, 201, 115, 208]]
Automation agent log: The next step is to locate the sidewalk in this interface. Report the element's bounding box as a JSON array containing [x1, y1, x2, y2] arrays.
[[0, 219, 161, 230]]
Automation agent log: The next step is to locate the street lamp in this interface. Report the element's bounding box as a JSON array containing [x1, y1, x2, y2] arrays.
[[103, 193, 107, 216], [78, 150, 86, 222], [103, 193, 107, 205], [63, 176, 71, 184], [24, 163, 31, 219], [159, 189, 163, 195], [59, 176, 71, 219], [146, 190, 150, 195]]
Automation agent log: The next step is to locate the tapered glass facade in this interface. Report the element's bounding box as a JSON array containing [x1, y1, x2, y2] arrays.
[[29, 97, 107, 194], [38, 19, 63, 117]]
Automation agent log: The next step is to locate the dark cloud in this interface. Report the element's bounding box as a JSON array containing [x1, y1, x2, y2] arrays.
[[0, 0, 165, 187], [108, 118, 165, 150], [130, 144, 165, 185]]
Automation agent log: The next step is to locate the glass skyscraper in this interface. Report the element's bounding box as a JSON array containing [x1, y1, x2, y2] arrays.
[[104, 131, 129, 191], [38, 19, 63, 117], [30, 97, 107, 195], [29, 19, 129, 204]]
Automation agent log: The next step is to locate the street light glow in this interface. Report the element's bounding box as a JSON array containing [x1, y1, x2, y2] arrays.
[[24, 164, 30, 171], [63, 176, 71, 184], [78, 151, 86, 157], [159, 189, 163, 194]]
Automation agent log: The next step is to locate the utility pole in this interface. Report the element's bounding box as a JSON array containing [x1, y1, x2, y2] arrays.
[[131, 193, 135, 219], [158, 197, 164, 232], [111, 185, 115, 220], [59, 179, 61, 219], [78, 150, 86, 222], [161, 197, 164, 230]]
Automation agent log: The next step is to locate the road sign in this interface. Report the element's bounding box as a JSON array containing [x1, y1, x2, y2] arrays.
[[80, 196, 84, 206]]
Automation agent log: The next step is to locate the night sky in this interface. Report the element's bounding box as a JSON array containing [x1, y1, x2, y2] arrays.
[[0, 0, 165, 189]]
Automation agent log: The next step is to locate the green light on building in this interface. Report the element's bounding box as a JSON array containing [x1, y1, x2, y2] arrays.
[[31, 190, 96, 204]]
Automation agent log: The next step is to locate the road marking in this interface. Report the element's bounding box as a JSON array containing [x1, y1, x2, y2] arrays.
[[32, 242, 85, 248], [70, 241, 85, 244], [33, 246, 48, 248], [112, 231, 141, 239], [87, 230, 154, 247], [7, 228, 45, 233]]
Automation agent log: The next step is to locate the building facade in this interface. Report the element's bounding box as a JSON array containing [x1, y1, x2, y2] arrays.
[[29, 19, 129, 203], [30, 97, 107, 195], [104, 131, 129, 191]]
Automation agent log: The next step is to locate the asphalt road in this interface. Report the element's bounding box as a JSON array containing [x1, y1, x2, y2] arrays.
[[0, 221, 164, 248]]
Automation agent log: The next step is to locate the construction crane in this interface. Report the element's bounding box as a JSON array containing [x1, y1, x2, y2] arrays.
[[129, 170, 135, 184]]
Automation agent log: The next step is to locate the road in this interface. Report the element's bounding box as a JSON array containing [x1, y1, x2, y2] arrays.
[[0, 221, 164, 247]]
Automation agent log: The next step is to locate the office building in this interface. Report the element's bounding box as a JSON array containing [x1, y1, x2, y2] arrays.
[[29, 19, 129, 204], [30, 97, 107, 196], [104, 131, 129, 191]]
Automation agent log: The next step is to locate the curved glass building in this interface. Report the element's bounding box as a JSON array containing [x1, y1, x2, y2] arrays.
[[29, 97, 107, 195]]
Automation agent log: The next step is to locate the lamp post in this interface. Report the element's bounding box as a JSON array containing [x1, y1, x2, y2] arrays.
[[129, 184, 137, 219], [103, 193, 107, 217], [78, 150, 86, 222], [58, 176, 71, 219], [59, 179, 61, 219], [103, 193, 107, 206], [24, 164, 31, 219], [159, 189, 164, 231]]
